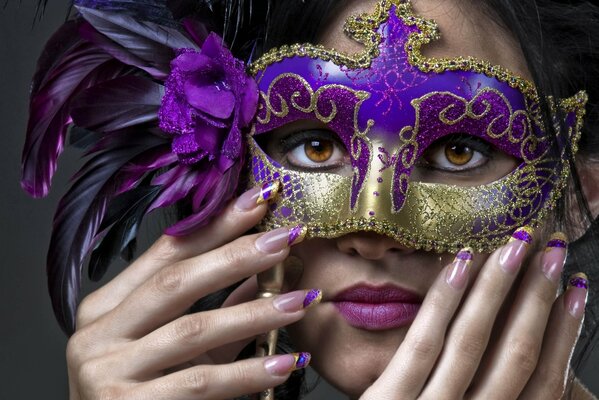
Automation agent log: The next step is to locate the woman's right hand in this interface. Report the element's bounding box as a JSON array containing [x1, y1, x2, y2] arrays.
[[66, 182, 316, 400]]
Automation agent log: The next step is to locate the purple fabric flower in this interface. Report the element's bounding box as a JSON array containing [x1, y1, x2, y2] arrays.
[[159, 33, 258, 170]]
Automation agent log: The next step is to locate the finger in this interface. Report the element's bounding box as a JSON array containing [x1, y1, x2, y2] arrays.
[[420, 227, 533, 399], [518, 273, 588, 399], [124, 289, 321, 376], [362, 249, 473, 399], [222, 275, 258, 308], [129, 353, 311, 400], [99, 224, 306, 338], [77, 181, 280, 327], [467, 233, 567, 399]]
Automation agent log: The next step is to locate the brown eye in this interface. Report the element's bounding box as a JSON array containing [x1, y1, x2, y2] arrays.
[[445, 144, 474, 166], [305, 140, 334, 162]]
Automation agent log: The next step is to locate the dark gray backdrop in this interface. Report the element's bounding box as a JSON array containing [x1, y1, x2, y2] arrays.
[[0, 2, 596, 399]]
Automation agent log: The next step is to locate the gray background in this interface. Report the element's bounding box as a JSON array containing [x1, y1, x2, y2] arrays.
[[0, 2, 596, 399]]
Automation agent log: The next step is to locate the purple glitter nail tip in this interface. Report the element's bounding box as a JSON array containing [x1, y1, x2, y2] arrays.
[[294, 352, 311, 369], [455, 249, 473, 261], [547, 239, 567, 249], [287, 225, 306, 246], [511, 227, 533, 244], [569, 277, 589, 289], [303, 289, 322, 308]]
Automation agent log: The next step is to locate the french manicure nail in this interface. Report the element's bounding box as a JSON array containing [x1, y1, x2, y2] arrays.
[[256, 180, 281, 205], [446, 247, 473, 290], [273, 289, 322, 312], [565, 272, 588, 319], [499, 226, 533, 273], [541, 232, 568, 282], [255, 225, 307, 253], [264, 352, 311, 376], [234, 186, 262, 211]]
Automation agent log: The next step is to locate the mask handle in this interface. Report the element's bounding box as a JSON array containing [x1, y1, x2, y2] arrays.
[[255, 262, 285, 400]]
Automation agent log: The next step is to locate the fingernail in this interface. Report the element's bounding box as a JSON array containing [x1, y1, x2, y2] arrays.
[[565, 272, 588, 319], [234, 186, 262, 211], [264, 352, 311, 376], [255, 225, 307, 253], [499, 226, 533, 273], [273, 289, 322, 312], [446, 247, 473, 290], [541, 232, 568, 282], [256, 180, 281, 205]]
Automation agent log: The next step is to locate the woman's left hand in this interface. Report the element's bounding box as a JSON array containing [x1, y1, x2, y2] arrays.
[[361, 230, 589, 400]]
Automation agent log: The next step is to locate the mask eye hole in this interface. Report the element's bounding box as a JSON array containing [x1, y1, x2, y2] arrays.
[[257, 120, 352, 174], [413, 133, 521, 185]]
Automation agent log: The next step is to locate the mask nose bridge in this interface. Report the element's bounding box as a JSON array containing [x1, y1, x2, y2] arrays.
[[355, 138, 403, 218]]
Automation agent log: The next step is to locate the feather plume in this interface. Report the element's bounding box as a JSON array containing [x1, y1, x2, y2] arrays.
[[21, 20, 115, 197], [75, 0, 177, 26], [76, 6, 198, 79], [88, 186, 162, 281], [70, 75, 164, 132], [48, 130, 168, 334]]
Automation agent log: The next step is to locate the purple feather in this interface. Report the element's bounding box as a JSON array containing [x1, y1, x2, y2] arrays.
[[88, 186, 162, 281], [21, 22, 117, 197], [70, 75, 164, 132], [166, 161, 242, 236], [76, 6, 198, 79], [48, 131, 168, 335]]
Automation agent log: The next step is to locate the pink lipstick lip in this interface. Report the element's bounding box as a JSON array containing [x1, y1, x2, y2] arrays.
[[331, 284, 423, 303], [332, 284, 422, 330]]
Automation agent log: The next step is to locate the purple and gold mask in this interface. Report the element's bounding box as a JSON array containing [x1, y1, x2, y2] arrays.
[[247, 0, 587, 252]]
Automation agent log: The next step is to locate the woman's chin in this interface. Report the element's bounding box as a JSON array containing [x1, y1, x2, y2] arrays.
[[288, 304, 408, 396]]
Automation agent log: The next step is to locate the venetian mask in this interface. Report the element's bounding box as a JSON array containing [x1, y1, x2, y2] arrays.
[[246, 0, 587, 252]]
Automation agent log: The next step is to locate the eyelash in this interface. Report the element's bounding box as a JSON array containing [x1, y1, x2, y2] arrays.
[[278, 130, 346, 170], [418, 134, 494, 172]]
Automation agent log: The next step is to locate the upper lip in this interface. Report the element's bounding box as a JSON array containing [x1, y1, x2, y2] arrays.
[[331, 284, 423, 304]]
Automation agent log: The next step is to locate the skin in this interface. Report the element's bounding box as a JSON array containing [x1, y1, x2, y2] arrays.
[[64, 0, 599, 399]]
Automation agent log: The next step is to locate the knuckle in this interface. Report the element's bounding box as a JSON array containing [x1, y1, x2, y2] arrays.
[[184, 367, 209, 396], [151, 265, 186, 295], [76, 295, 97, 327], [78, 359, 106, 385], [96, 385, 127, 400], [410, 335, 441, 358], [531, 284, 557, 307], [218, 243, 249, 268], [152, 234, 182, 261], [229, 363, 254, 389], [427, 291, 453, 314], [67, 328, 94, 365], [505, 336, 540, 375], [453, 330, 487, 361], [172, 315, 208, 345]]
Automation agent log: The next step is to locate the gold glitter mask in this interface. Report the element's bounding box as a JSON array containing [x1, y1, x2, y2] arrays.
[[246, 0, 587, 252]]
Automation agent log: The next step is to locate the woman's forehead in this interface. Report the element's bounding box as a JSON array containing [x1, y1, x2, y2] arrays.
[[318, 0, 532, 81]]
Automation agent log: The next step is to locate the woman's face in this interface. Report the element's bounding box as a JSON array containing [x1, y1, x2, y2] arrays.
[[262, 0, 538, 396]]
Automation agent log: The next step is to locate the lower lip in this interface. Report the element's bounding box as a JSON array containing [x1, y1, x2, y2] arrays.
[[333, 301, 421, 330]]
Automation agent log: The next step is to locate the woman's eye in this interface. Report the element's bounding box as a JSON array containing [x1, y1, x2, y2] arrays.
[[422, 135, 490, 171], [281, 130, 349, 170], [298, 139, 334, 162]]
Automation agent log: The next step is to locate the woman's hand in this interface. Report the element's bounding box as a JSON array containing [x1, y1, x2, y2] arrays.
[[66, 182, 317, 400], [362, 228, 589, 400]]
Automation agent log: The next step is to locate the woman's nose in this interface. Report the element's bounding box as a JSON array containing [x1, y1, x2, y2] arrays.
[[336, 232, 416, 260]]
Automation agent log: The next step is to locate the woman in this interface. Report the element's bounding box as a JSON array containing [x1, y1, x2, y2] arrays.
[[22, 0, 599, 398]]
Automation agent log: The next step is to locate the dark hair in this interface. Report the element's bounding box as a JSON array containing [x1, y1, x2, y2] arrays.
[[180, 0, 599, 398]]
